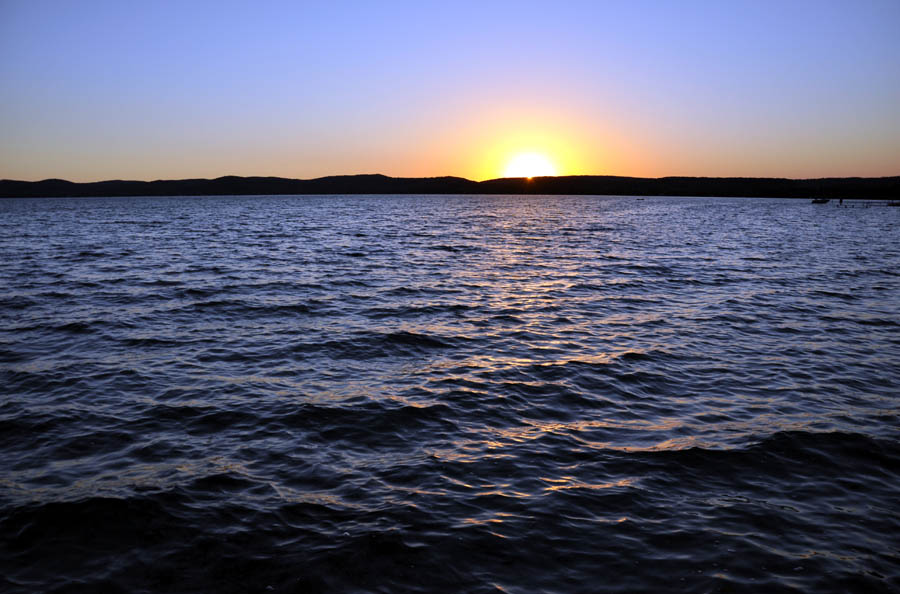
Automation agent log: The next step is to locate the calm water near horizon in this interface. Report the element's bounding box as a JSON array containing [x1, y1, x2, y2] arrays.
[[1, 194, 898, 593]]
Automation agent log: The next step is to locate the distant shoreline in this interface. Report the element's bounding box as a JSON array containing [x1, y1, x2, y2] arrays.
[[1, 174, 898, 199]]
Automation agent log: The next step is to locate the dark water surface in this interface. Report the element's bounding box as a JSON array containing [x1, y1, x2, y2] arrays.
[[1, 195, 898, 593]]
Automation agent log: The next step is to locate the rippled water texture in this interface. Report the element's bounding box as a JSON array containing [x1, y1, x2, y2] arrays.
[[2, 195, 899, 593]]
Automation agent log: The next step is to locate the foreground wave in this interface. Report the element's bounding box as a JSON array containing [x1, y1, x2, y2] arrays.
[[1, 195, 898, 593]]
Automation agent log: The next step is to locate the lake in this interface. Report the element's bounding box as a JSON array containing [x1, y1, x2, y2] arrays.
[[1, 194, 898, 593]]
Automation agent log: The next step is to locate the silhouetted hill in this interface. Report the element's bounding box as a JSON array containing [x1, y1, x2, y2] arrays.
[[479, 175, 900, 198], [1, 174, 898, 199]]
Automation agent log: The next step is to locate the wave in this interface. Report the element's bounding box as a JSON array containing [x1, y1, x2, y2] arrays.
[[2, 194, 899, 593]]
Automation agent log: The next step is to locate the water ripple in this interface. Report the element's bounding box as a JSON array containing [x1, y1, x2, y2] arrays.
[[1, 195, 898, 593]]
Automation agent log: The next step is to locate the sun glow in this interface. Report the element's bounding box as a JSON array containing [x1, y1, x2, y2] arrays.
[[503, 152, 558, 178], [446, 104, 614, 180]]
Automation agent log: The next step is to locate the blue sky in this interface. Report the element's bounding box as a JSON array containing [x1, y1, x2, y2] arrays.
[[2, 0, 898, 181]]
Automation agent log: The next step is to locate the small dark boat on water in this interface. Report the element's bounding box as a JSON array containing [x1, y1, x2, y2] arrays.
[[811, 198, 830, 204]]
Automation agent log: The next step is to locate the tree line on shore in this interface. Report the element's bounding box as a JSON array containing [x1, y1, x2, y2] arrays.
[[2, 174, 898, 199]]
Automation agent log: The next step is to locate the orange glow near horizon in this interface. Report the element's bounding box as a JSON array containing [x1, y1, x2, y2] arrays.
[[503, 152, 558, 178], [302, 97, 643, 182], [479, 127, 586, 181], [464, 129, 580, 180], [434, 103, 628, 181]]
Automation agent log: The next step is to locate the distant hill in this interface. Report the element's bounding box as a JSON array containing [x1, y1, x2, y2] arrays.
[[1, 173, 898, 199]]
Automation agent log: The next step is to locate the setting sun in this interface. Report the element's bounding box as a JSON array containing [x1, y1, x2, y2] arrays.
[[503, 152, 558, 178]]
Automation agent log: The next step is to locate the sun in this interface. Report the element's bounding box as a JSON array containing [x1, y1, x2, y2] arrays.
[[503, 152, 558, 178]]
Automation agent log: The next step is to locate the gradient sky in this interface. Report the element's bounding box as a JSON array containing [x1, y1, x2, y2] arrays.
[[2, 0, 898, 181]]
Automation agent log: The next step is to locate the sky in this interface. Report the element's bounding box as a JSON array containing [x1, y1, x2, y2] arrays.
[[1, 0, 898, 182]]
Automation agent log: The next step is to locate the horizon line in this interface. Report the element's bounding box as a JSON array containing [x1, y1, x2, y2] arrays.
[[5, 172, 900, 185], [3, 173, 899, 200]]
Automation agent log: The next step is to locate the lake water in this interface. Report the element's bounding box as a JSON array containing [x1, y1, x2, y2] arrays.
[[1, 194, 898, 593]]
